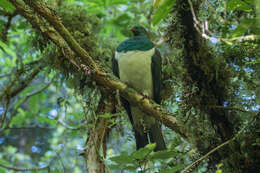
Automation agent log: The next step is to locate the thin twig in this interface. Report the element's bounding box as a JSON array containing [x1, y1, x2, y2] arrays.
[[0, 77, 16, 100], [224, 35, 260, 42], [10, 68, 41, 98], [2, 78, 54, 131], [57, 118, 86, 130], [0, 67, 42, 100], [188, 0, 200, 25], [209, 105, 255, 114], [188, 0, 260, 43]]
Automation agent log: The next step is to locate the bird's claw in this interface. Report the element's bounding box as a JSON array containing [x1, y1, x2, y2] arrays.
[[141, 92, 150, 100], [81, 64, 91, 75]]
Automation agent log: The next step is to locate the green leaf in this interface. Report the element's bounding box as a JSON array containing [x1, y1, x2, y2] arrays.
[[244, 0, 254, 5], [0, 159, 9, 173], [131, 144, 154, 160], [0, 40, 16, 58], [246, 59, 260, 64], [0, 159, 10, 165], [30, 92, 45, 112], [152, 0, 176, 25], [10, 108, 27, 126], [227, 0, 252, 12], [113, 13, 131, 27], [99, 113, 112, 118], [153, 0, 163, 8], [256, 97, 260, 105], [161, 165, 185, 173], [6, 146, 17, 154], [145, 143, 156, 150], [0, 0, 16, 12], [84, 0, 104, 6], [69, 130, 80, 138], [0, 167, 6, 173], [4, 129, 10, 136], [37, 116, 56, 126], [257, 0, 260, 28], [107, 0, 128, 5], [123, 165, 139, 171], [110, 152, 133, 165], [231, 25, 247, 37], [150, 150, 178, 160]]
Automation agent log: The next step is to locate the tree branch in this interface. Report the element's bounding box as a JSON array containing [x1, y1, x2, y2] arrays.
[[9, 68, 41, 98], [1, 77, 54, 131], [0, 67, 42, 100], [8, 0, 185, 137], [23, 0, 100, 73], [209, 105, 255, 114]]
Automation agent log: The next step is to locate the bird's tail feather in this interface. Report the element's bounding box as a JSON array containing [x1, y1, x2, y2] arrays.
[[134, 129, 149, 150], [149, 124, 166, 151]]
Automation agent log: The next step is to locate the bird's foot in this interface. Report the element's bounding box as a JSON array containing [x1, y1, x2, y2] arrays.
[[80, 64, 91, 75], [140, 92, 150, 100]]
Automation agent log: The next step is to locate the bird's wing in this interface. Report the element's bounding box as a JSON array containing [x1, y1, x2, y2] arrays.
[[112, 52, 119, 78], [152, 48, 162, 104], [112, 52, 134, 124]]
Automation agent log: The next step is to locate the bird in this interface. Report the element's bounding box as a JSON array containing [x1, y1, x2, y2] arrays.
[[112, 25, 166, 151]]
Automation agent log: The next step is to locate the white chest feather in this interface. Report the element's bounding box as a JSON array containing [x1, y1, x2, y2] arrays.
[[116, 48, 156, 130], [115, 48, 154, 97]]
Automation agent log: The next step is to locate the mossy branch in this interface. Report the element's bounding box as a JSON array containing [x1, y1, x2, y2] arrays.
[[8, 0, 185, 137]]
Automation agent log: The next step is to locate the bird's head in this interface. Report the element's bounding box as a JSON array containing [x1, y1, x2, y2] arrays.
[[130, 25, 148, 36]]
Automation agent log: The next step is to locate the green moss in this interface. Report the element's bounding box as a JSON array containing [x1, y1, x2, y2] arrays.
[[31, 3, 115, 90]]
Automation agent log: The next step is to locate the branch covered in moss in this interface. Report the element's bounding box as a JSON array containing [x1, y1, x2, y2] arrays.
[[8, 0, 185, 137]]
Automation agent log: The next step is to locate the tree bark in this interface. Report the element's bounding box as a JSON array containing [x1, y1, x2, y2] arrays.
[[84, 93, 114, 173], [167, 0, 260, 172]]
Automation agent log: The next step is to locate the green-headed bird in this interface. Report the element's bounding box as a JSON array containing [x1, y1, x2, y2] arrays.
[[112, 25, 166, 151]]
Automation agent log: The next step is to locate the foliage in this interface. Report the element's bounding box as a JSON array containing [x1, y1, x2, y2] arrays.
[[109, 142, 186, 172], [0, 0, 259, 173], [152, 0, 176, 25]]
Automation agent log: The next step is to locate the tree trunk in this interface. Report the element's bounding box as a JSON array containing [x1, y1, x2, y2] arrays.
[[166, 0, 260, 172], [84, 93, 114, 173]]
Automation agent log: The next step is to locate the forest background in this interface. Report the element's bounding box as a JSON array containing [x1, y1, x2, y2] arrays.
[[0, 0, 259, 173]]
